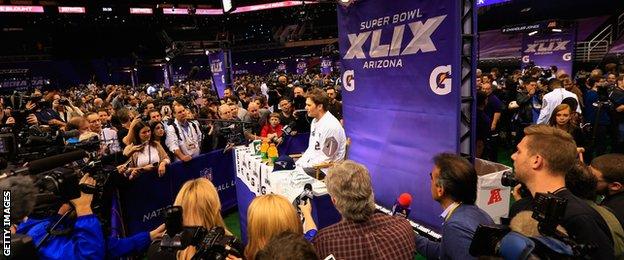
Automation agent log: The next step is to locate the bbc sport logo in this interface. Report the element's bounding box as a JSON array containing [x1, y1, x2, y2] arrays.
[[429, 65, 452, 95]]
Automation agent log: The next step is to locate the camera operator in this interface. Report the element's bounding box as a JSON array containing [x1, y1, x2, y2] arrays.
[[32, 97, 66, 128], [165, 104, 202, 162], [52, 94, 84, 123], [417, 153, 494, 260], [16, 174, 105, 259], [610, 75, 624, 153], [510, 125, 614, 259]]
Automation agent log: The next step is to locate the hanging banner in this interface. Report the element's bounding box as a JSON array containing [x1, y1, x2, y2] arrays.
[[338, 0, 462, 231], [521, 31, 575, 75], [277, 63, 287, 73], [320, 58, 333, 75], [296, 61, 307, 75], [209, 50, 228, 98]]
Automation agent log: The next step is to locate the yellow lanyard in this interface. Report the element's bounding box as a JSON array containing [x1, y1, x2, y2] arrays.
[[444, 203, 461, 222]]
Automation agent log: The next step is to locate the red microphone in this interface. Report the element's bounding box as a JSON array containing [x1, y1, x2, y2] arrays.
[[392, 193, 412, 218]]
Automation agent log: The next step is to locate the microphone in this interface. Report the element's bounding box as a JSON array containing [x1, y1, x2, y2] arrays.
[[391, 193, 412, 218], [293, 183, 313, 207], [12, 149, 87, 175]]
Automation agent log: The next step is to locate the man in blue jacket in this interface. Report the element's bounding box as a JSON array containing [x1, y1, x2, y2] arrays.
[[416, 153, 494, 259], [18, 174, 105, 260], [17, 174, 165, 259]]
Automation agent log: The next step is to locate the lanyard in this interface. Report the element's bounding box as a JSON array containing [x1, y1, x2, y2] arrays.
[[178, 122, 194, 141], [444, 203, 461, 222]]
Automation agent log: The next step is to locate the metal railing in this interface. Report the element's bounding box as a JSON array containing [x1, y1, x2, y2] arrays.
[[575, 40, 610, 62], [575, 22, 613, 62]]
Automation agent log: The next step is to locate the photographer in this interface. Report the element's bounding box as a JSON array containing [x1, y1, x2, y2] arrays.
[[32, 97, 66, 128], [148, 178, 239, 260], [17, 174, 105, 259], [510, 125, 614, 259], [52, 94, 84, 123]]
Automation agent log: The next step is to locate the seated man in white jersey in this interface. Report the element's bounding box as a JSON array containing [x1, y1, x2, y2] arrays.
[[165, 103, 203, 162], [296, 88, 346, 177]]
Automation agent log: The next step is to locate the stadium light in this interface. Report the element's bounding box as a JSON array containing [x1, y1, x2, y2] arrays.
[[222, 0, 235, 13]]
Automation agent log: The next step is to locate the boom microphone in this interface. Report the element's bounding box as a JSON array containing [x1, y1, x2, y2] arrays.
[[391, 193, 412, 218], [12, 149, 87, 175]]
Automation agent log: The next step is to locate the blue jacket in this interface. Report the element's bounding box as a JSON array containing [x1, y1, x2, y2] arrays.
[[18, 214, 105, 260], [17, 214, 151, 259], [416, 204, 494, 260]]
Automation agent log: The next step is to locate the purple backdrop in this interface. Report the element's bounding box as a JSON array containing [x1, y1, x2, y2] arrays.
[[522, 31, 576, 75], [610, 36, 624, 54], [338, 0, 462, 230], [296, 60, 307, 74], [320, 57, 333, 75], [476, 0, 510, 7], [209, 50, 228, 98]]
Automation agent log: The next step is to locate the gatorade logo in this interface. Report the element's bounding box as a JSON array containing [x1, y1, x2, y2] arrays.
[[522, 55, 530, 63], [342, 70, 355, 92], [429, 65, 451, 95], [562, 52, 572, 61], [488, 188, 502, 205]]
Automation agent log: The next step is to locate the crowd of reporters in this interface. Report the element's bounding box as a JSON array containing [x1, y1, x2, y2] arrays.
[[3, 65, 624, 259]]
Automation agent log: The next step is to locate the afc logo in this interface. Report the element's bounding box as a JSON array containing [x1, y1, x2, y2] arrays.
[[429, 65, 452, 95], [487, 188, 502, 205]]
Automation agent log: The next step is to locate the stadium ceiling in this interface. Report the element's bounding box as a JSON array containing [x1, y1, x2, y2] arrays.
[[478, 0, 624, 31]]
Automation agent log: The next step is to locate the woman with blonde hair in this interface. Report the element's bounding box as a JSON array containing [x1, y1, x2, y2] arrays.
[[174, 178, 233, 260], [148, 178, 239, 260], [245, 194, 316, 260]]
